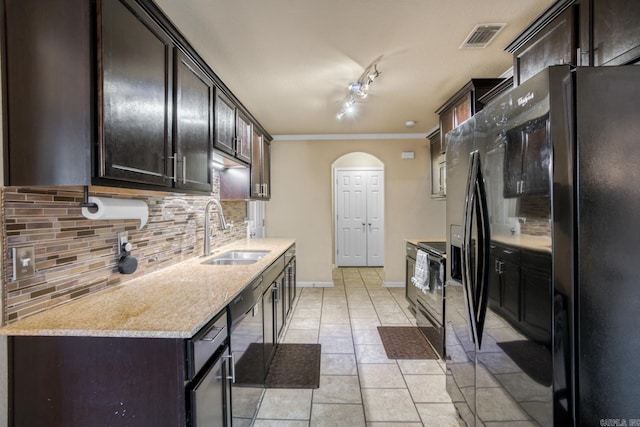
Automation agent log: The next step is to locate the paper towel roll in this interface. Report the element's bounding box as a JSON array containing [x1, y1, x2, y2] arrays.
[[81, 197, 149, 229]]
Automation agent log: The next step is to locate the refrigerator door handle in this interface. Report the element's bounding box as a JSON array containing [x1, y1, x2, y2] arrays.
[[474, 154, 491, 350], [461, 150, 492, 350], [462, 151, 480, 345]]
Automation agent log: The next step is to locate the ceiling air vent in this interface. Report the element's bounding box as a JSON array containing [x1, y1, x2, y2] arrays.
[[459, 23, 506, 49]]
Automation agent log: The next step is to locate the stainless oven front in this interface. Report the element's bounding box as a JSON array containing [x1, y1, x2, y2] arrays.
[[414, 243, 446, 358]]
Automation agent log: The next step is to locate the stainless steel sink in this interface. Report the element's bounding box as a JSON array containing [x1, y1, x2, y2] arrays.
[[202, 250, 270, 266]]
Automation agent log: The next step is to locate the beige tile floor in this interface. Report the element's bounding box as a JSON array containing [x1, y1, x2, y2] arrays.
[[252, 267, 465, 426]]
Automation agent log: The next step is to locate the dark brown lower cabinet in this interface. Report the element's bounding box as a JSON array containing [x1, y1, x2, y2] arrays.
[[9, 330, 232, 427], [488, 242, 551, 344], [10, 336, 186, 427]]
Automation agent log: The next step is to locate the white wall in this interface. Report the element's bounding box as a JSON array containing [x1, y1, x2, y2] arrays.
[[266, 137, 446, 284]]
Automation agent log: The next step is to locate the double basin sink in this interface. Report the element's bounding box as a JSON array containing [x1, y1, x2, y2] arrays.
[[202, 250, 270, 266]]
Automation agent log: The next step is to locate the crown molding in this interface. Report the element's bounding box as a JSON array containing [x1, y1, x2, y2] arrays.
[[271, 133, 428, 141]]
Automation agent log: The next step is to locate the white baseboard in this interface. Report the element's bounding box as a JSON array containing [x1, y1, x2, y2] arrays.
[[384, 281, 404, 288], [297, 281, 334, 288]]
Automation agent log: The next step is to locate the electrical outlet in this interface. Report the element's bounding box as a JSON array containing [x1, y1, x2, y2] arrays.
[[118, 232, 129, 256], [12, 246, 35, 280]]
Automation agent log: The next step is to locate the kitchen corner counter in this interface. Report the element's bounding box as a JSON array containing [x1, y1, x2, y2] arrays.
[[492, 234, 551, 252], [405, 238, 445, 246], [0, 238, 295, 339]]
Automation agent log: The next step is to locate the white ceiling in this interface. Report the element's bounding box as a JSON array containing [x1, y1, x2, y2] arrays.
[[154, 0, 555, 136]]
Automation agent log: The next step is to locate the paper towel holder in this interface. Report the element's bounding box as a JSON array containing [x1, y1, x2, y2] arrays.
[[80, 186, 98, 213]]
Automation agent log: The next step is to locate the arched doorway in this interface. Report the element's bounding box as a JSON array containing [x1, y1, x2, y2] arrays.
[[332, 152, 385, 267]]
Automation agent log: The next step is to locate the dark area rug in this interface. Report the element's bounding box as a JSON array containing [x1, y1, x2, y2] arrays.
[[377, 326, 438, 359], [265, 343, 321, 388], [234, 343, 266, 387], [497, 340, 552, 386]]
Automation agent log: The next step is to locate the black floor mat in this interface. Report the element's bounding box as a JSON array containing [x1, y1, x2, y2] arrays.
[[497, 340, 552, 386], [378, 326, 438, 359], [234, 343, 266, 387], [265, 343, 321, 388]]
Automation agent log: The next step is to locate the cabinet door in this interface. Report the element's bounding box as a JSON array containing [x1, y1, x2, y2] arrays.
[[262, 139, 271, 199], [514, 6, 576, 85], [275, 273, 286, 341], [430, 140, 441, 196], [100, 0, 172, 186], [3, 0, 92, 186], [521, 266, 552, 343], [174, 50, 213, 192], [190, 346, 232, 427], [214, 90, 236, 156], [263, 284, 276, 370], [439, 108, 455, 151], [453, 93, 472, 127], [503, 130, 523, 198], [592, 0, 640, 65], [488, 255, 502, 307], [501, 260, 520, 321], [236, 112, 252, 164], [251, 129, 264, 198], [521, 117, 550, 196]]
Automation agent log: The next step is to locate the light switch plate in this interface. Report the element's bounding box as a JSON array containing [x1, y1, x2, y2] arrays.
[[12, 246, 35, 280]]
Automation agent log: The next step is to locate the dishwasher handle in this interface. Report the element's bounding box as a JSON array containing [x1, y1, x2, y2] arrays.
[[224, 353, 236, 383]]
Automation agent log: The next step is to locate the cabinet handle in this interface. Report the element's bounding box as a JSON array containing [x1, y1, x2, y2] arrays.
[[166, 153, 178, 182], [182, 156, 186, 184], [224, 353, 236, 383]]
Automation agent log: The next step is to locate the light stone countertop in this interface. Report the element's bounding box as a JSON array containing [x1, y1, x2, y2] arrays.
[[0, 238, 295, 339], [405, 238, 445, 246], [492, 234, 551, 253]]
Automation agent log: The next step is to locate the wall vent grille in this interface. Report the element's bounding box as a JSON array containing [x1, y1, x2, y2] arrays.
[[460, 23, 506, 49]]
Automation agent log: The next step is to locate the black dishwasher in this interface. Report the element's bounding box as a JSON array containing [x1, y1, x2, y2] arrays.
[[229, 276, 266, 425], [186, 310, 233, 427]]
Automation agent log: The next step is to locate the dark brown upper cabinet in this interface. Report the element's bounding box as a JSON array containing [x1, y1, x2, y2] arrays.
[[214, 90, 237, 158], [214, 91, 252, 165], [1, 0, 269, 193], [508, 0, 640, 83], [436, 79, 504, 152], [174, 50, 214, 192], [588, 0, 640, 65], [428, 128, 445, 199], [507, 2, 577, 86], [1, 0, 93, 186], [236, 111, 253, 164], [251, 129, 271, 200], [99, 0, 173, 187], [503, 114, 551, 198]]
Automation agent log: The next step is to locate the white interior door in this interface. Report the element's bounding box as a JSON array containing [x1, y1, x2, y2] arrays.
[[335, 169, 384, 267], [366, 170, 384, 266], [336, 170, 367, 266]]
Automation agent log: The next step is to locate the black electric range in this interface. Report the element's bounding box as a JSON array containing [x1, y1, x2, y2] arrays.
[[418, 241, 446, 256], [413, 240, 446, 358]]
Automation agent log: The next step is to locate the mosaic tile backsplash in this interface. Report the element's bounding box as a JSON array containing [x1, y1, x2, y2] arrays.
[[518, 195, 551, 236], [2, 186, 247, 324]]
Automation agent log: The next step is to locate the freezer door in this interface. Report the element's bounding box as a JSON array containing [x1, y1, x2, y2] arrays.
[[575, 66, 640, 423]]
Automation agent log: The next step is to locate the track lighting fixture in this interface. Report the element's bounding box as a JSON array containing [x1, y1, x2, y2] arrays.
[[337, 56, 382, 120]]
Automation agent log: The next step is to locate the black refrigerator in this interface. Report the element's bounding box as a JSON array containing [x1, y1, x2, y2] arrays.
[[444, 65, 640, 426]]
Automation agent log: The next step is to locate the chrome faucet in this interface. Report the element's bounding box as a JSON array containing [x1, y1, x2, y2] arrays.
[[204, 199, 227, 256]]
